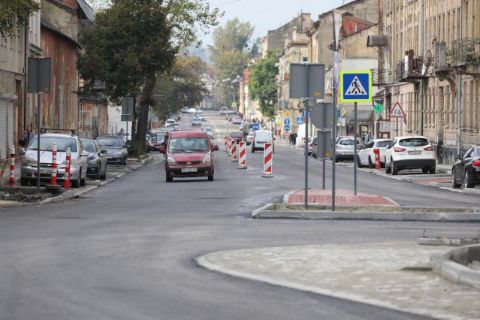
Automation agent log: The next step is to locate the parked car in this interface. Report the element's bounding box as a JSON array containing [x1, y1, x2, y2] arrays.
[[186, 107, 197, 114], [452, 145, 480, 188], [20, 133, 88, 188], [202, 127, 214, 139], [181, 107, 189, 113], [191, 117, 202, 126], [96, 135, 128, 165], [219, 107, 228, 115], [384, 136, 436, 175], [164, 131, 219, 182], [246, 132, 253, 145], [147, 132, 166, 153], [251, 130, 274, 153], [229, 131, 245, 144], [335, 137, 363, 161], [81, 138, 107, 180], [231, 116, 242, 125], [165, 118, 177, 126], [357, 139, 393, 168]]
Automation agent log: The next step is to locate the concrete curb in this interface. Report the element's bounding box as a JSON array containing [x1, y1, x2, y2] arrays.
[[252, 203, 480, 222], [195, 253, 449, 320], [430, 244, 480, 288], [35, 155, 152, 205]]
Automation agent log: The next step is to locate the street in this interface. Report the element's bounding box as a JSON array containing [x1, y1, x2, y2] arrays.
[[0, 112, 479, 320]]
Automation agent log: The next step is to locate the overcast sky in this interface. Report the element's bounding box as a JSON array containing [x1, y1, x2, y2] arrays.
[[204, 0, 351, 45]]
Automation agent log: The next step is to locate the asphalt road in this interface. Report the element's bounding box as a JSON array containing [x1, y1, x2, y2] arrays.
[[0, 111, 479, 320]]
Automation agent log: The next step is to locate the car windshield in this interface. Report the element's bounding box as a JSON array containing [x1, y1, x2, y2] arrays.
[[339, 139, 358, 145], [376, 140, 393, 148], [399, 138, 429, 147], [97, 137, 124, 147], [28, 136, 77, 152], [155, 134, 165, 143], [82, 140, 97, 153], [230, 132, 243, 138], [169, 137, 209, 153]]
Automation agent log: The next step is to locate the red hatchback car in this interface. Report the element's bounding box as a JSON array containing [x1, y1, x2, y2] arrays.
[[164, 131, 219, 182]]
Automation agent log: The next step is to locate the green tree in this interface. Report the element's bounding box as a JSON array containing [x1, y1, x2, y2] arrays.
[[153, 55, 209, 120], [0, 0, 39, 38], [79, 0, 220, 156], [209, 18, 256, 107], [248, 52, 279, 118]]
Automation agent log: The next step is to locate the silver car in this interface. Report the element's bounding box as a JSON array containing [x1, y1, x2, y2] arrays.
[[21, 133, 89, 188]]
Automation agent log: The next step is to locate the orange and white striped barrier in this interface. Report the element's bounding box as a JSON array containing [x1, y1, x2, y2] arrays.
[[231, 141, 238, 162], [238, 141, 247, 169], [50, 143, 57, 186], [9, 145, 15, 187], [262, 143, 273, 178], [64, 147, 71, 189], [227, 137, 232, 155]]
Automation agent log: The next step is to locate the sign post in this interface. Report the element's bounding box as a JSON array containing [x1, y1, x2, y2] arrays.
[[27, 57, 51, 191], [290, 63, 325, 209], [340, 70, 372, 196]]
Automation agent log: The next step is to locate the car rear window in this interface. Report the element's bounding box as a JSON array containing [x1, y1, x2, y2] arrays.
[[82, 140, 97, 153], [97, 137, 124, 147], [169, 137, 209, 153], [399, 138, 429, 147], [255, 132, 272, 140], [29, 136, 77, 152], [376, 140, 393, 148], [339, 139, 359, 145]]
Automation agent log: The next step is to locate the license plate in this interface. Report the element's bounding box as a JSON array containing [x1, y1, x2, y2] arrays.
[[181, 168, 197, 173], [408, 150, 421, 155]]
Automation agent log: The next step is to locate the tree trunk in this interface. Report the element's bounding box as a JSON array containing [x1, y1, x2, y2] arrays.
[[134, 75, 156, 156]]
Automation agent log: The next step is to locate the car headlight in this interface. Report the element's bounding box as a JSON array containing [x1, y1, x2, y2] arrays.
[[87, 155, 95, 161], [23, 157, 37, 166], [167, 156, 176, 165], [202, 153, 211, 164]]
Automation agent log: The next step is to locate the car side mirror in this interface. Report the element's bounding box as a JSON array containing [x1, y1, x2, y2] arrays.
[[212, 145, 219, 152], [100, 149, 107, 154]]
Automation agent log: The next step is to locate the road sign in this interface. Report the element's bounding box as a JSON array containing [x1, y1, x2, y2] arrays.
[[274, 115, 281, 125], [339, 70, 372, 103], [373, 103, 384, 113], [388, 101, 406, 118], [284, 111, 291, 118], [289, 64, 325, 99], [284, 118, 290, 126], [284, 125, 290, 132], [252, 123, 260, 130], [296, 117, 304, 125]]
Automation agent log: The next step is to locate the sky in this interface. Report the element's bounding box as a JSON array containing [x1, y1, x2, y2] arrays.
[[204, 0, 351, 45]]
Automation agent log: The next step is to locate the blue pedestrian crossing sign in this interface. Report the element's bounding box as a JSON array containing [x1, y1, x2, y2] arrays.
[[284, 125, 290, 132], [284, 118, 290, 126], [339, 70, 372, 103]]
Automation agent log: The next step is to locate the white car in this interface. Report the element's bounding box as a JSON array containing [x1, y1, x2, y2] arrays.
[[165, 118, 177, 126], [335, 137, 363, 161], [357, 139, 393, 168], [191, 117, 202, 126], [384, 136, 436, 175], [251, 130, 274, 153]]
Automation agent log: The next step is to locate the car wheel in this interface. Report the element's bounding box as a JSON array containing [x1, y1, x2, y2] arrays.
[[20, 177, 28, 186], [391, 161, 399, 175], [80, 170, 86, 186], [452, 170, 461, 188], [251, 147, 255, 153], [422, 168, 429, 174], [166, 171, 173, 182], [429, 166, 436, 174], [368, 157, 374, 168], [208, 174, 214, 181], [72, 179, 79, 188], [385, 160, 391, 173], [100, 165, 107, 180], [464, 170, 474, 188], [96, 166, 101, 180], [122, 157, 127, 165], [357, 157, 362, 168]]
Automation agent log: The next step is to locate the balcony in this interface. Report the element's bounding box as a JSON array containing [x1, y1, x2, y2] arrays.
[[396, 50, 427, 82], [450, 38, 480, 76]]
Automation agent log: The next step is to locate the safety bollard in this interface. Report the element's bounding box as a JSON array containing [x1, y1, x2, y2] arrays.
[[238, 141, 247, 169], [227, 138, 232, 156], [262, 143, 273, 178], [64, 147, 71, 189], [373, 148, 381, 169], [50, 143, 57, 186], [9, 145, 15, 187], [231, 141, 238, 162]]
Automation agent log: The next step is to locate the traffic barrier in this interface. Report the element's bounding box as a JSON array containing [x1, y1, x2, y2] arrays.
[[262, 143, 273, 178], [238, 141, 247, 169], [227, 137, 232, 155], [9, 145, 15, 187], [64, 147, 71, 189], [50, 143, 57, 186], [231, 141, 238, 162], [373, 148, 381, 169]]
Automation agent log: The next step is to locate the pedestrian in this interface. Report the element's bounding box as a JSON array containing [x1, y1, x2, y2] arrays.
[[22, 124, 33, 147], [364, 131, 371, 144], [291, 132, 297, 146]]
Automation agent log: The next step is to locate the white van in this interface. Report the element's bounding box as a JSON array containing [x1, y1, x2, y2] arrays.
[[251, 130, 274, 153]]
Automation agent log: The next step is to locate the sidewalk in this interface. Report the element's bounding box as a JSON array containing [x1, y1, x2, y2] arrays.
[[197, 242, 480, 320]]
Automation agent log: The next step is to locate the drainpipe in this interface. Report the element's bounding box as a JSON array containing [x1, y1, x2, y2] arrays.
[[419, 0, 425, 136], [456, 0, 464, 155], [23, 17, 29, 137]]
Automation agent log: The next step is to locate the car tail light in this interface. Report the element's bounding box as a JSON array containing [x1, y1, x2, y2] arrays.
[[473, 160, 480, 167], [423, 146, 434, 151], [394, 147, 406, 152]]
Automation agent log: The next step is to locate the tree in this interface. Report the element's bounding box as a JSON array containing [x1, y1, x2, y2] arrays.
[[153, 55, 209, 120], [0, 0, 39, 38], [79, 0, 220, 156], [209, 18, 256, 107], [248, 52, 279, 118]]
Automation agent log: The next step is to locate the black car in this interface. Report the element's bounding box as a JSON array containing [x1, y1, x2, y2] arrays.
[[96, 135, 128, 165], [452, 145, 480, 188], [81, 138, 108, 180]]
